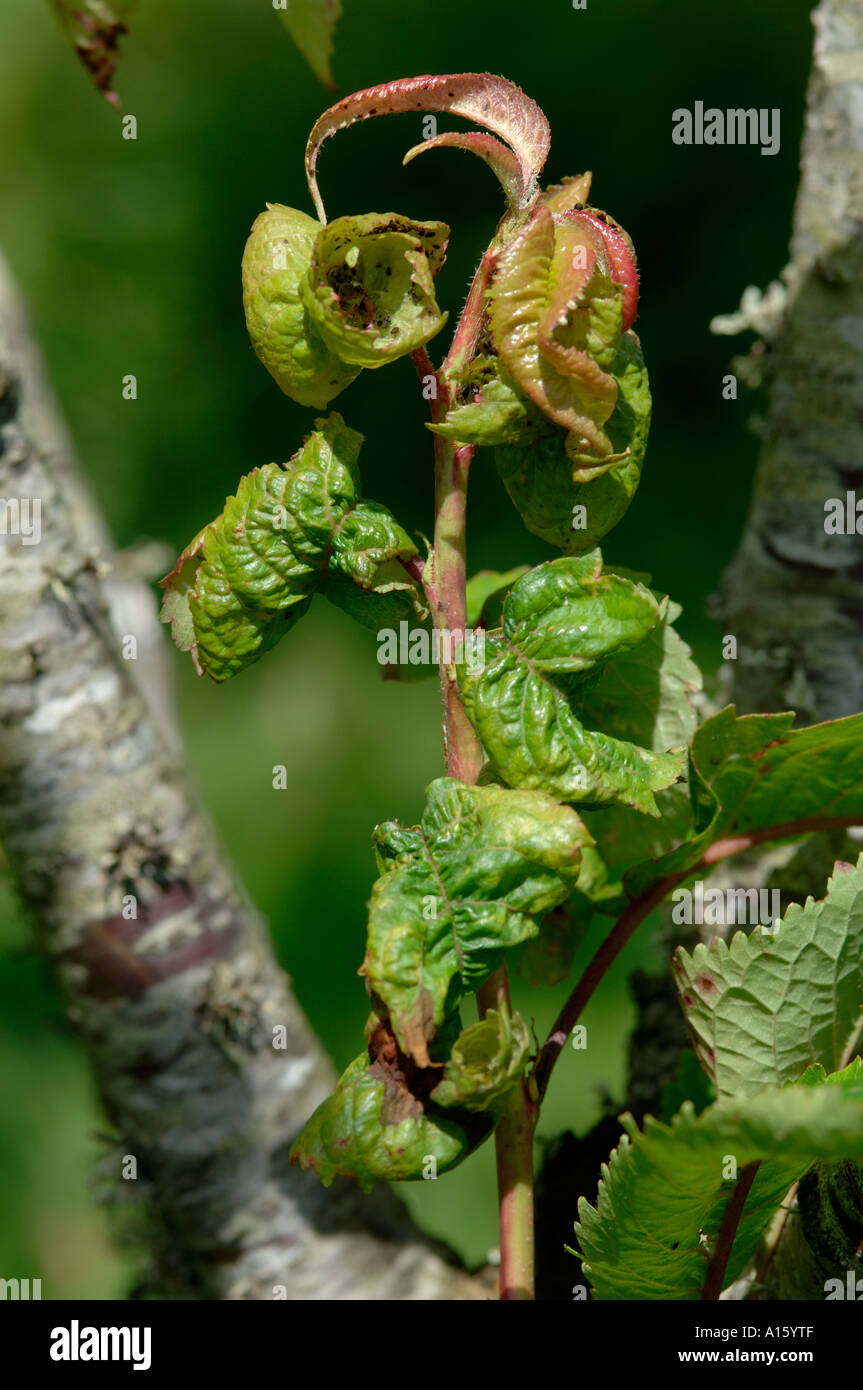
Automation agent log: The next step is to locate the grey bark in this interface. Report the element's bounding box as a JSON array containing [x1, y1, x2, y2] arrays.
[[0, 252, 483, 1301], [713, 0, 863, 722]]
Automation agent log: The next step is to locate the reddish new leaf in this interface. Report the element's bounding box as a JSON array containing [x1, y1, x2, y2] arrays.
[[305, 73, 551, 221], [403, 131, 525, 208]]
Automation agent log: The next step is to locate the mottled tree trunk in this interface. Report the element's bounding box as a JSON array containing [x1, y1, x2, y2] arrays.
[[0, 253, 482, 1301], [715, 0, 863, 723]]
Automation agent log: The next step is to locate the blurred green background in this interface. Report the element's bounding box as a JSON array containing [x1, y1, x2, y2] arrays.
[[0, 0, 814, 1296]]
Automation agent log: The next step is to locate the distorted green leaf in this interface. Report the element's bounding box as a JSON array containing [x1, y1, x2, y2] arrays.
[[673, 855, 863, 1102], [289, 1051, 490, 1191], [576, 1060, 863, 1300], [494, 333, 651, 550], [431, 1008, 532, 1112], [429, 364, 551, 448], [457, 552, 685, 815], [364, 777, 591, 1064], [302, 213, 449, 368], [277, 0, 342, 88], [324, 567, 428, 634], [160, 414, 423, 680], [242, 204, 360, 408]]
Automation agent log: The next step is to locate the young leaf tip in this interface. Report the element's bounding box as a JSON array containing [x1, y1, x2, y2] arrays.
[[305, 72, 551, 222]]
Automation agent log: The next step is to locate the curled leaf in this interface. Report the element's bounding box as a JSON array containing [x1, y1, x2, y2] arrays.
[[242, 204, 360, 408], [290, 1051, 490, 1191], [488, 200, 639, 470], [305, 73, 551, 221], [364, 777, 591, 1064], [403, 131, 525, 208], [429, 359, 550, 448], [580, 593, 701, 754], [302, 212, 449, 367], [457, 552, 685, 814], [432, 1008, 531, 1113], [160, 414, 424, 680], [624, 706, 863, 902], [494, 331, 651, 550]]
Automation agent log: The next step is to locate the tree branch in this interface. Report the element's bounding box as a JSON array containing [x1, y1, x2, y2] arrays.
[[713, 0, 863, 1300], [715, 0, 863, 724]]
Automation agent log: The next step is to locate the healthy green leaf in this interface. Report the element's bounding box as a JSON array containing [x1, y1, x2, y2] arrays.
[[494, 333, 651, 550], [278, 0, 342, 88], [457, 552, 685, 815], [160, 414, 424, 680], [242, 204, 360, 408], [364, 777, 591, 1064], [302, 213, 449, 368], [626, 706, 863, 899], [431, 1008, 532, 1112], [673, 855, 863, 1102], [576, 1060, 863, 1300]]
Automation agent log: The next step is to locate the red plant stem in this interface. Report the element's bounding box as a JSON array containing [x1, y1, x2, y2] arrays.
[[701, 1162, 760, 1300], [443, 246, 497, 384], [476, 968, 538, 1300], [431, 434, 483, 784], [535, 813, 863, 1102], [413, 246, 538, 1295]]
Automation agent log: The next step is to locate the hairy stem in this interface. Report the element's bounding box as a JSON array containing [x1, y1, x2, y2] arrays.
[[535, 813, 863, 1102], [442, 247, 497, 385], [432, 433, 483, 784], [420, 245, 539, 1293]]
